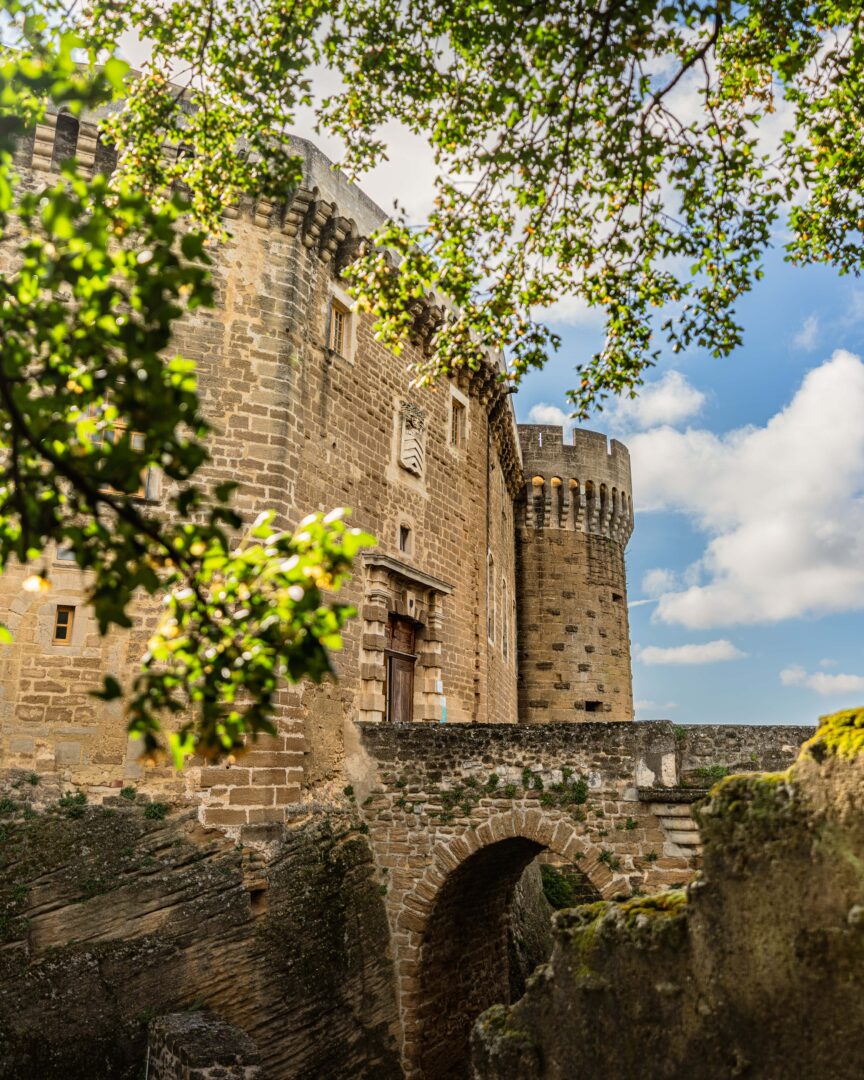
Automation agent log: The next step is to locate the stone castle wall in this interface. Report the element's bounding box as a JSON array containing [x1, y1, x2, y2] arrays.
[[0, 112, 522, 826], [516, 425, 634, 722]]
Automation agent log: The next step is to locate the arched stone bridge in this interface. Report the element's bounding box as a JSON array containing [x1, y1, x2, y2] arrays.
[[351, 720, 810, 1080]]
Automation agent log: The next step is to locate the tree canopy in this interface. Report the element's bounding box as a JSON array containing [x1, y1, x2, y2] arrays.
[[2, 0, 864, 760]]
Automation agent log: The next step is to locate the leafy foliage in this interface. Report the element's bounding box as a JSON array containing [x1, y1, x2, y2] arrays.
[[0, 13, 375, 764], [36, 0, 864, 415]]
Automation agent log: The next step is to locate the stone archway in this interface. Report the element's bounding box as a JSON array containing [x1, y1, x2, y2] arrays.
[[395, 811, 617, 1079]]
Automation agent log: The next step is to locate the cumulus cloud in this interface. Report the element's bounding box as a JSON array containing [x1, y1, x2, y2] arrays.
[[629, 351, 864, 628], [634, 699, 678, 716], [642, 568, 679, 597], [636, 640, 747, 665], [526, 369, 704, 447], [780, 666, 864, 696], [793, 314, 819, 351], [611, 370, 705, 430], [526, 403, 572, 429]]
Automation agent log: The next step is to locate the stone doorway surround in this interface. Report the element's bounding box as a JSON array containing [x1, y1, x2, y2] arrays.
[[358, 554, 453, 723]]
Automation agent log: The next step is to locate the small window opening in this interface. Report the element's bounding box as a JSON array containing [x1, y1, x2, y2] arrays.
[[399, 525, 411, 553], [612, 593, 623, 603], [93, 133, 117, 176], [51, 112, 80, 170], [450, 398, 466, 447], [585, 700, 602, 713], [56, 546, 76, 562], [249, 886, 269, 915], [53, 605, 75, 644], [329, 301, 348, 355]]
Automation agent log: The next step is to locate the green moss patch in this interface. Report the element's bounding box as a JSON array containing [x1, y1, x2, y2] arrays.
[[804, 708, 864, 762]]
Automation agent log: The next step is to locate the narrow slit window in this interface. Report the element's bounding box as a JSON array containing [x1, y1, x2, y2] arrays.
[[329, 302, 347, 355], [487, 552, 496, 642], [53, 605, 75, 644], [399, 525, 411, 553], [450, 398, 466, 447]]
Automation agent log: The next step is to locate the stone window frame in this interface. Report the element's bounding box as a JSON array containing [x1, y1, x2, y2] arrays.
[[52, 604, 75, 645], [358, 554, 452, 724], [448, 385, 469, 452], [325, 280, 357, 364]]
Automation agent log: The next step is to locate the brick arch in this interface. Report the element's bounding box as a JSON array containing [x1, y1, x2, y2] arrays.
[[395, 810, 618, 1079]]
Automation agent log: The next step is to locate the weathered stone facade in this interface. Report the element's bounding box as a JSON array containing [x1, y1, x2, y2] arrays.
[[0, 109, 525, 825], [517, 424, 634, 722]]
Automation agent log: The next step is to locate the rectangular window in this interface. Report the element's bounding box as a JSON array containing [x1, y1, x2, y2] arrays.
[[53, 605, 75, 644], [450, 398, 466, 447], [91, 407, 153, 500], [329, 302, 347, 355], [399, 525, 411, 553]]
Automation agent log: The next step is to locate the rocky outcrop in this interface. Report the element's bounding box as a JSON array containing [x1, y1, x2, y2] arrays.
[[472, 709, 864, 1080], [0, 802, 399, 1079]]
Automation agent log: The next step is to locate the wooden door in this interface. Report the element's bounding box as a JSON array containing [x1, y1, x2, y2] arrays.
[[386, 616, 417, 724]]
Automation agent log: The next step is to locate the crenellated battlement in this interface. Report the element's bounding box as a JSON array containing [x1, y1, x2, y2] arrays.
[[517, 424, 633, 544]]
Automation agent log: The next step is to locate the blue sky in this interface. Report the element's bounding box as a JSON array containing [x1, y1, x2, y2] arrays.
[[515, 249, 864, 727]]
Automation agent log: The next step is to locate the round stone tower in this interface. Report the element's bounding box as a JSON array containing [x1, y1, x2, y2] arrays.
[[516, 424, 634, 722]]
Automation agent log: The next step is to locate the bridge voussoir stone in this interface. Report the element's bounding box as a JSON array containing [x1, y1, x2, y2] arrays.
[[551, 819, 575, 853], [475, 820, 496, 846]]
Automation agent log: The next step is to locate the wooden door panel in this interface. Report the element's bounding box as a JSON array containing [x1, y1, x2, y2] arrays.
[[387, 656, 415, 724]]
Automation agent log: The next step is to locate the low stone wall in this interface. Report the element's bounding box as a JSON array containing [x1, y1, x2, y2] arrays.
[[147, 1012, 261, 1079], [676, 723, 809, 779]]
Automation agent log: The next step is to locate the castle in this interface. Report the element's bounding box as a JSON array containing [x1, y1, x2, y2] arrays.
[[0, 106, 815, 1080], [0, 104, 637, 825]]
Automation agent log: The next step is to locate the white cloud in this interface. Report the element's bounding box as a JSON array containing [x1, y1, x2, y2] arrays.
[[636, 639, 747, 665], [630, 351, 864, 628], [539, 294, 607, 329], [634, 699, 678, 716], [642, 568, 679, 597], [819, 658, 838, 668], [526, 403, 572, 429], [780, 665, 864, 696], [793, 314, 819, 351], [611, 370, 705, 430]]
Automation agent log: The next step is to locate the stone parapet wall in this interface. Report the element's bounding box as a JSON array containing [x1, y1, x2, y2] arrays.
[[147, 1012, 261, 1080]]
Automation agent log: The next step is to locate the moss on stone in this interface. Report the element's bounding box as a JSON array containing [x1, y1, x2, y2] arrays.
[[803, 707, 864, 762]]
